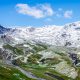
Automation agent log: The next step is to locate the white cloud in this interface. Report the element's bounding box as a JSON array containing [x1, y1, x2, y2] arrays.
[[16, 4, 73, 19], [16, 3, 54, 18], [64, 10, 73, 18]]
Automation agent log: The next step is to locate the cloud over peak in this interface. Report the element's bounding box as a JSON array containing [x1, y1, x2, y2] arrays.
[[64, 10, 73, 18], [16, 3, 54, 18]]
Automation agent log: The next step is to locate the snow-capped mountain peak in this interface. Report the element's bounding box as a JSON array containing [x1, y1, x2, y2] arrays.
[[0, 21, 80, 47], [64, 21, 80, 30]]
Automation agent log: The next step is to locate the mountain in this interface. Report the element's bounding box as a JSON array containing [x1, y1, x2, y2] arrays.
[[1, 21, 80, 47], [0, 25, 10, 34], [0, 21, 80, 80]]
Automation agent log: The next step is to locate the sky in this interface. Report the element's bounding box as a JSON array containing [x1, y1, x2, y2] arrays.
[[0, 0, 80, 27]]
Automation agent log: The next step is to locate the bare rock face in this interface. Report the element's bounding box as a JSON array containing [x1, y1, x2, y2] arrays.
[[0, 48, 12, 60], [0, 25, 10, 34]]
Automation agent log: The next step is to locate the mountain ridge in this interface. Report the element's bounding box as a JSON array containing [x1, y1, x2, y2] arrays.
[[0, 21, 80, 47]]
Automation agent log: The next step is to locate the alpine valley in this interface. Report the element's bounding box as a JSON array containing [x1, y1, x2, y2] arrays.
[[0, 21, 80, 80]]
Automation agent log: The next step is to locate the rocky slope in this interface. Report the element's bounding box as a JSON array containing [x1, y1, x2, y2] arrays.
[[0, 21, 80, 80]]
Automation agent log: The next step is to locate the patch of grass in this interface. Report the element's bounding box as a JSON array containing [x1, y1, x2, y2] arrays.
[[21, 64, 73, 80], [40, 57, 61, 66], [21, 66, 55, 80], [76, 67, 80, 80], [54, 51, 72, 66], [3, 44, 24, 55], [26, 42, 48, 52], [27, 54, 42, 64], [0, 65, 35, 80]]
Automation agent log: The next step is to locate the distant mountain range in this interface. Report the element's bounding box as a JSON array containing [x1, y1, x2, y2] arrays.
[[0, 21, 80, 47], [0, 25, 10, 34]]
